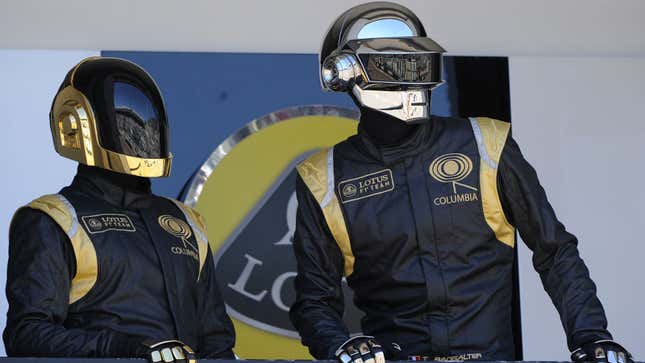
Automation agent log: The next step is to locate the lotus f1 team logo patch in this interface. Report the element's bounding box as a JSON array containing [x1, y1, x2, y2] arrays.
[[81, 213, 136, 234], [338, 169, 395, 203]]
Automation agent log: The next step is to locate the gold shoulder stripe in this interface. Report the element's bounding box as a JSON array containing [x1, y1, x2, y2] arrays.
[[170, 199, 209, 281], [26, 194, 97, 304], [296, 148, 355, 276], [469, 117, 515, 248]]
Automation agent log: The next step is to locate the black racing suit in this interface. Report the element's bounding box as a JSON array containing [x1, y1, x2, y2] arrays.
[[289, 116, 611, 360], [4, 165, 235, 358]]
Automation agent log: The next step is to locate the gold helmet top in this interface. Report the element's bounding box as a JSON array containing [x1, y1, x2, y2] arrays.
[[50, 56, 172, 178]]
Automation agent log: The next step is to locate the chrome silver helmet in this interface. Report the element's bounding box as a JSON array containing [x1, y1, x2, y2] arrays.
[[320, 2, 445, 122]]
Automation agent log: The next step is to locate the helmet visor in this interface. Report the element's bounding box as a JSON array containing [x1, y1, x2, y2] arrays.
[[345, 37, 444, 88], [71, 58, 170, 159], [359, 52, 442, 84], [109, 81, 167, 158]]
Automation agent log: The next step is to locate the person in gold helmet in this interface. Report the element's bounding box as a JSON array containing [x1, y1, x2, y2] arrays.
[[4, 57, 235, 361]]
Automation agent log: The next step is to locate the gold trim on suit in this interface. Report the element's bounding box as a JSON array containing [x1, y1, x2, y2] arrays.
[[297, 148, 355, 276], [470, 117, 515, 248], [25, 194, 98, 304]]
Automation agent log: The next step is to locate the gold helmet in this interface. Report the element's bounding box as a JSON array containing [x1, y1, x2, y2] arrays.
[[50, 56, 172, 177]]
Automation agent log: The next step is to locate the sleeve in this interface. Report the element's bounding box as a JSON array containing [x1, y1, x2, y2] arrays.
[[288, 174, 350, 359], [196, 247, 236, 359], [497, 137, 613, 351], [3, 208, 144, 357]]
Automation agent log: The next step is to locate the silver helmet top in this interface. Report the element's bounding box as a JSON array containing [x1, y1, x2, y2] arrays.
[[319, 2, 445, 123], [320, 2, 426, 69]]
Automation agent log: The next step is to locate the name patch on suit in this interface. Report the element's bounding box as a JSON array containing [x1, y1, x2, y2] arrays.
[[338, 169, 394, 203], [81, 213, 136, 234]]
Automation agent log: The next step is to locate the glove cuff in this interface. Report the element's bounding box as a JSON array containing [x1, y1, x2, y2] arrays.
[[143, 339, 188, 349], [576, 340, 630, 351], [335, 335, 375, 356]]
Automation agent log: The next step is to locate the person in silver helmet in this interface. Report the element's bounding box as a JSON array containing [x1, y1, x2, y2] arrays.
[[289, 2, 633, 363], [4, 57, 235, 361]]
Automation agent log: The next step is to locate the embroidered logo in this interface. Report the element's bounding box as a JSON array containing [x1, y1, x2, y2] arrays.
[[338, 169, 395, 203], [81, 213, 136, 234], [429, 153, 479, 206], [158, 215, 199, 261]]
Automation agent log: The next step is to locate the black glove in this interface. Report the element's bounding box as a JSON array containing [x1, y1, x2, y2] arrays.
[[571, 340, 633, 363], [142, 340, 197, 363], [335, 336, 385, 363]]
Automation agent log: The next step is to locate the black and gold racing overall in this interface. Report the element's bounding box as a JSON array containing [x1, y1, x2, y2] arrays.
[[4, 165, 235, 358], [289, 116, 612, 360]]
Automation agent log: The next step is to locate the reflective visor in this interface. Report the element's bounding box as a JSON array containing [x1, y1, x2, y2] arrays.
[[344, 37, 444, 88], [358, 52, 441, 84], [111, 81, 165, 158], [70, 58, 170, 159]]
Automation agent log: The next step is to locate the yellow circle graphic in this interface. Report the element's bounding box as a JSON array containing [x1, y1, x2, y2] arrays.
[[186, 106, 358, 359], [158, 215, 192, 240], [429, 153, 473, 183]]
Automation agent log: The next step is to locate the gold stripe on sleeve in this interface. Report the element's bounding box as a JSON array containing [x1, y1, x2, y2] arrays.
[[297, 148, 355, 276], [470, 117, 515, 248], [27, 194, 98, 304]]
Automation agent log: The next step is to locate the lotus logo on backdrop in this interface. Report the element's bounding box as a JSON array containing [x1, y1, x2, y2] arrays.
[[181, 106, 362, 358], [218, 164, 306, 334]]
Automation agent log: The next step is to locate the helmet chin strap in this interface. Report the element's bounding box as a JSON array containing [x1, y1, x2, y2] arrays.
[[352, 85, 431, 124]]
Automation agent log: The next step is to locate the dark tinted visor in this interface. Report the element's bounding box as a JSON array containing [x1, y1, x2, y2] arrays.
[[358, 52, 442, 84], [71, 58, 169, 159], [111, 81, 165, 158]]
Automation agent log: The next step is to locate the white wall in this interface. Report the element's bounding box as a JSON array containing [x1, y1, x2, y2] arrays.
[[0, 49, 99, 356], [1, 0, 644, 56], [510, 56, 645, 359]]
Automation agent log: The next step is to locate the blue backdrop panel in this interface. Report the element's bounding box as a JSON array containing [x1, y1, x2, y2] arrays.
[[101, 51, 453, 197]]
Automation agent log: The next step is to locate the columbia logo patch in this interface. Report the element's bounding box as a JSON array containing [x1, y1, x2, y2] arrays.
[[337, 169, 395, 203], [81, 213, 136, 234]]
